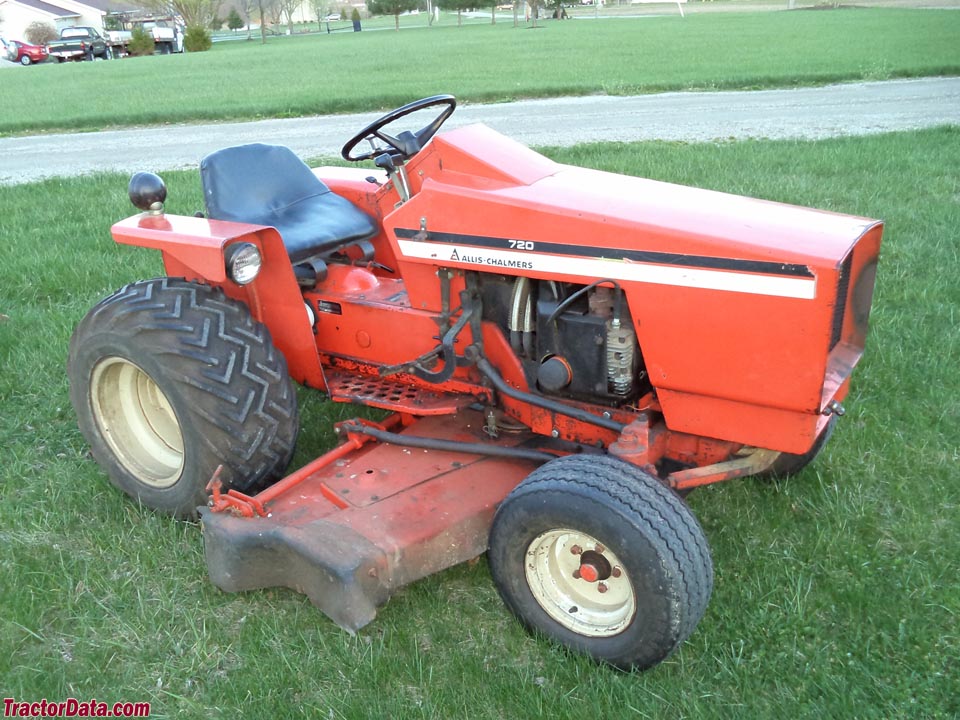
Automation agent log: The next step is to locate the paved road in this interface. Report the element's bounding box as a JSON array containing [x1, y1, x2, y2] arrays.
[[2, 77, 958, 185]]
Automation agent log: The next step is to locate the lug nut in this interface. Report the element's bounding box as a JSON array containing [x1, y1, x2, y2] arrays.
[[611, 566, 622, 578], [570, 544, 582, 555], [572, 569, 581, 579], [597, 582, 608, 594], [595, 543, 605, 554]]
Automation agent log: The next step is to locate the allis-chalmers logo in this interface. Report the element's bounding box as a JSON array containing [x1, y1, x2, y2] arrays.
[[449, 248, 532, 270]]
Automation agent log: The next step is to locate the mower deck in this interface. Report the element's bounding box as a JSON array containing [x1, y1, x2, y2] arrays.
[[200, 410, 539, 631]]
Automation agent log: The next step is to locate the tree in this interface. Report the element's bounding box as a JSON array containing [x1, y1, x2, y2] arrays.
[[309, 0, 330, 30], [436, 0, 471, 26], [183, 24, 213, 50], [138, 0, 222, 30], [257, 0, 270, 42], [266, 0, 284, 28], [277, 0, 300, 34], [367, 0, 417, 31], [255, 0, 282, 41], [25, 21, 58, 45], [209, 15, 223, 29], [127, 26, 156, 55], [227, 8, 244, 31], [233, 0, 255, 38]]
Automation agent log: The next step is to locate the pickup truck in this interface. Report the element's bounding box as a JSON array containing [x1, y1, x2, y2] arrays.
[[47, 27, 111, 62], [107, 20, 183, 56]]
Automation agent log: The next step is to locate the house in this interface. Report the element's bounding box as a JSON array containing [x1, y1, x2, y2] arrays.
[[0, 0, 139, 41]]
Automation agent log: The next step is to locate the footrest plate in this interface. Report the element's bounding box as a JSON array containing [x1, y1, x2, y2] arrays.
[[324, 369, 470, 415]]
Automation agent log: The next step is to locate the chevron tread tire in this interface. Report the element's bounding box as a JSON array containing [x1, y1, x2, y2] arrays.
[[488, 455, 712, 671], [68, 278, 299, 518]]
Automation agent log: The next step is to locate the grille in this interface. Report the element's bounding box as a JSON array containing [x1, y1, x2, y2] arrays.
[[829, 252, 854, 352]]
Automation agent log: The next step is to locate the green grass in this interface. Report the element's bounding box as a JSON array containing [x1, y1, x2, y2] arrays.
[[1, 128, 958, 717], [2, 8, 959, 136]]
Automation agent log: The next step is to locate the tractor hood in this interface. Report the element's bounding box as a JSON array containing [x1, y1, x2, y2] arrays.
[[396, 124, 876, 280], [383, 124, 883, 454]]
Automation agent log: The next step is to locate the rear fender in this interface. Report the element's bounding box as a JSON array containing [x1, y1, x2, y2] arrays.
[[110, 212, 325, 389]]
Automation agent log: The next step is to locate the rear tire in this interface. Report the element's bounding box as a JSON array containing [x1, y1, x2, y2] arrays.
[[68, 278, 299, 518], [488, 455, 713, 671], [20, 55, 31, 66]]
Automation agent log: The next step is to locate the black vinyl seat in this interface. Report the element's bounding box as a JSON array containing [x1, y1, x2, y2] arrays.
[[200, 143, 378, 264]]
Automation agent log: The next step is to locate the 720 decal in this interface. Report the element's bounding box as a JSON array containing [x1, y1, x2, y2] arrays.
[[508, 240, 535, 251]]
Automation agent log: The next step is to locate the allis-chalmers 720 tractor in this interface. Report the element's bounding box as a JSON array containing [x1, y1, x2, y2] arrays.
[[68, 96, 882, 670]]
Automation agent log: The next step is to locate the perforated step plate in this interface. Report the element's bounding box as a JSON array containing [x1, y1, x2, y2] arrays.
[[324, 369, 472, 415]]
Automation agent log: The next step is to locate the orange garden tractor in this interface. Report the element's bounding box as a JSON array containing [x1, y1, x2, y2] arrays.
[[68, 96, 882, 671]]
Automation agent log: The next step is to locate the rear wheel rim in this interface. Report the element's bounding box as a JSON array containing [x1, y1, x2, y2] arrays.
[[525, 528, 636, 637], [90, 356, 184, 487]]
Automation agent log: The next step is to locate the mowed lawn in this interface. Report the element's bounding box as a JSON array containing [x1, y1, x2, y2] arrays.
[[1, 8, 959, 135], [0, 127, 957, 717]]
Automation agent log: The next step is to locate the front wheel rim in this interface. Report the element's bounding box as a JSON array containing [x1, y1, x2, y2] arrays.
[[90, 357, 185, 488], [525, 528, 636, 637]]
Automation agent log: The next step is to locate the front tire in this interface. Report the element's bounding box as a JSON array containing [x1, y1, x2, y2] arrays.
[[489, 455, 713, 671], [68, 278, 299, 518], [20, 55, 31, 66]]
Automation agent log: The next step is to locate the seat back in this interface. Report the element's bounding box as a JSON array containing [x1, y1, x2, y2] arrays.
[[200, 143, 378, 263]]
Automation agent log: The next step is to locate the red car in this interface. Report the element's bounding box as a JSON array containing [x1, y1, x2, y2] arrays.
[[6, 39, 49, 65]]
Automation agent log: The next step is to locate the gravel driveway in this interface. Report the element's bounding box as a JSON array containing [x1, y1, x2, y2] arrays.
[[2, 77, 958, 186]]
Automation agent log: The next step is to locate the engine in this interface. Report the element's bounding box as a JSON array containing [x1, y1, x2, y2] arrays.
[[480, 276, 648, 405]]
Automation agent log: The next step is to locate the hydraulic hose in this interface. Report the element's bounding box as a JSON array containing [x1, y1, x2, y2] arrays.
[[339, 422, 555, 464], [475, 357, 626, 434]]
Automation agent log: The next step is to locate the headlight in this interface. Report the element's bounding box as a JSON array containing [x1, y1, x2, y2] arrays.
[[225, 242, 262, 285]]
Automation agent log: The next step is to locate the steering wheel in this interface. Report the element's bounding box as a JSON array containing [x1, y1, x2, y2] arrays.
[[341, 95, 457, 163]]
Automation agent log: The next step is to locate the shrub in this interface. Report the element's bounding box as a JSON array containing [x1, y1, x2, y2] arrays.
[[351, 7, 361, 21], [25, 21, 58, 45], [127, 27, 155, 56], [183, 25, 212, 52], [227, 9, 245, 32]]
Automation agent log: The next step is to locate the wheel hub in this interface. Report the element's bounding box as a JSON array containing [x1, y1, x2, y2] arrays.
[[90, 356, 184, 488], [524, 528, 636, 637], [575, 549, 612, 583], [577, 563, 599, 582]]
